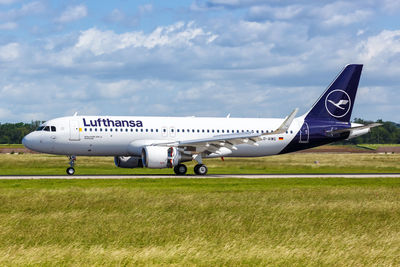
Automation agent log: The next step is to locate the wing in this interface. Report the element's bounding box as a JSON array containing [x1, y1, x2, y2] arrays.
[[150, 108, 299, 156]]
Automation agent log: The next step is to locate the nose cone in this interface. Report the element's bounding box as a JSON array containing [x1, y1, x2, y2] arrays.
[[22, 133, 36, 151]]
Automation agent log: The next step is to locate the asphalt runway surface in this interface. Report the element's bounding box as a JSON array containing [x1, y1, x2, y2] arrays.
[[1, 174, 400, 179]]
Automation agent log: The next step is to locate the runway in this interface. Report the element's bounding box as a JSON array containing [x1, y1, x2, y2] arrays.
[[1, 173, 400, 179]]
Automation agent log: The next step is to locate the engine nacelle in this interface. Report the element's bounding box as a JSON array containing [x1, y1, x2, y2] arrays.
[[114, 156, 143, 168], [141, 146, 181, 169]]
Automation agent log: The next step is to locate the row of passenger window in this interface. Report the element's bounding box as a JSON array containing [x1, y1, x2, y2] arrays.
[[84, 128, 294, 134]]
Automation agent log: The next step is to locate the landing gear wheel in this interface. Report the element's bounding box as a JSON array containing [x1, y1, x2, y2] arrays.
[[194, 164, 208, 175], [66, 167, 75, 175], [174, 164, 187, 175]]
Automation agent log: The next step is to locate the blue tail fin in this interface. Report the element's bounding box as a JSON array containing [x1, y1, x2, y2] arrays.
[[305, 64, 363, 122]]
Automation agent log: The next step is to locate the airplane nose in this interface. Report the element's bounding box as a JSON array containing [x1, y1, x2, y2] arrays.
[[22, 133, 34, 150]]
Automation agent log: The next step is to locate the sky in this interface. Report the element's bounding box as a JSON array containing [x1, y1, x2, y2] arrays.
[[0, 0, 400, 123]]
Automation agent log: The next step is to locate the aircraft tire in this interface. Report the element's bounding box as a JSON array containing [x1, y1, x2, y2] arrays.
[[66, 167, 75, 175], [174, 164, 187, 175], [194, 164, 208, 175]]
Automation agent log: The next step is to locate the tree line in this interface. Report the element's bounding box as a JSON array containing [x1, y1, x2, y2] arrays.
[[343, 118, 400, 145], [0, 119, 399, 144], [0, 121, 42, 144]]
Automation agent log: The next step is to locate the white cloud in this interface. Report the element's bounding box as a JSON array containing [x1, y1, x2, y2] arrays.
[[358, 30, 400, 62], [56, 5, 87, 23], [248, 5, 303, 20], [0, 43, 20, 61], [0, 21, 17, 30], [322, 9, 372, 26], [74, 22, 217, 56], [0, 1, 45, 20]]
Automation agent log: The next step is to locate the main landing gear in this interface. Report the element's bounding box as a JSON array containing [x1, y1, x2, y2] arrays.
[[66, 156, 76, 175], [173, 163, 208, 175], [194, 164, 208, 175]]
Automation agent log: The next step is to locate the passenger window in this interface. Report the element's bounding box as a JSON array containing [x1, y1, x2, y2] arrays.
[[90, 128, 92, 132], [95, 128, 97, 131], [126, 129, 128, 132], [182, 129, 185, 133], [110, 129, 113, 132], [222, 130, 224, 133], [212, 130, 214, 133], [197, 129, 200, 133], [51, 126, 56, 132], [85, 128, 87, 132]]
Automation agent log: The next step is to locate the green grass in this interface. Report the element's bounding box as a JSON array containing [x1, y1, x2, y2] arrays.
[[0, 144, 24, 148], [0, 152, 399, 175], [357, 144, 400, 150], [0, 178, 399, 265]]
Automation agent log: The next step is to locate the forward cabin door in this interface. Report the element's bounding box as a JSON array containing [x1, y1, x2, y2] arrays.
[[69, 120, 80, 141]]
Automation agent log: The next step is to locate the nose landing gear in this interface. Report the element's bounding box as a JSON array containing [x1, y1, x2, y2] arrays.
[[66, 156, 76, 175]]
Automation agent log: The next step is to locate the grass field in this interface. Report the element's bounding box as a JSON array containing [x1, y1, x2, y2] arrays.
[[357, 144, 400, 150], [0, 178, 399, 265], [0, 152, 399, 175], [0, 144, 24, 148]]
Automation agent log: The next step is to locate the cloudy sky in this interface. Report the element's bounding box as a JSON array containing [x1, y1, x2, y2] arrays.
[[1, 0, 399, 123]]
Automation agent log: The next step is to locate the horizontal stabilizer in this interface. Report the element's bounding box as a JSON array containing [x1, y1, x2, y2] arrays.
[[326, 123, 382, 135]]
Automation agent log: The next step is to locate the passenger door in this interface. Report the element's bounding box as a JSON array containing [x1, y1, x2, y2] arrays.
[[69, 120, 80, 141]]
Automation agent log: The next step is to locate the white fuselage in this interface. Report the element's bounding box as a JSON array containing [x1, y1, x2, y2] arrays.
[[23, 115, 305, 157]]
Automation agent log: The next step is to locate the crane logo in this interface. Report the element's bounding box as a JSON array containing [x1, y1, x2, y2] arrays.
[[325, 89, 351, 118]]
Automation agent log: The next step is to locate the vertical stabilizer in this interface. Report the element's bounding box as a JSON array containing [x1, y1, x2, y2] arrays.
[[305, 64, 363, 122]]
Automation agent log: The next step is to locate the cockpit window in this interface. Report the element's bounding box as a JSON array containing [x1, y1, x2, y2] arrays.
[[36, 126, 44, 131], [51, 126, 56, 132], [44, 126, 50, 131]]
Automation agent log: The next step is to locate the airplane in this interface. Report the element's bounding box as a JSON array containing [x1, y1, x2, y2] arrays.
[[22, 64, 381, 175]]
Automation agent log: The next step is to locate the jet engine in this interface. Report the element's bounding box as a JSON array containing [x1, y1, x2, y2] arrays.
[[141, 146, 184, 169], [114, 156, 143, 168]]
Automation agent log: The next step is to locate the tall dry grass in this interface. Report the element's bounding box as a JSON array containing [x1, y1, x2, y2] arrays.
[[0, 179, 399, 265]]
